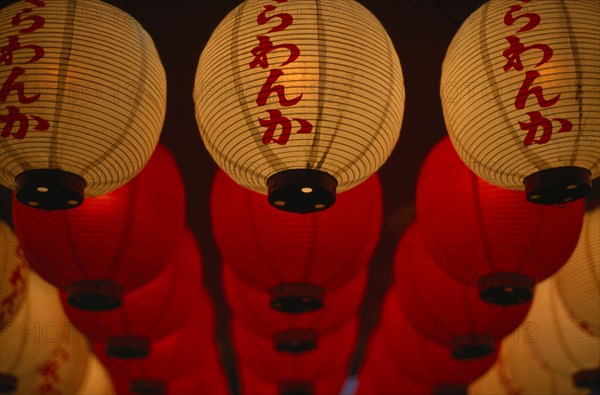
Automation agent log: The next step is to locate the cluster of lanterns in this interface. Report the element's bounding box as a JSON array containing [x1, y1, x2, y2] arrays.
[[0, 0, 598, 394]]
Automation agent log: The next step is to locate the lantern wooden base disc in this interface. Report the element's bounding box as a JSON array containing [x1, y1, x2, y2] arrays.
[[524, 166, 591, 205], [267, 169, 337, 214], [450, 333, 494, 359], [574, 368, 600, 389], [275, 329, 318, 353], [15, 169, 85, 210], [68, 280, 123, 311], [0, 374, 17, 392], [433, 384, 468, 395], [270, 283, 324, 313], [478, 273, 533, 306], [131, 379, 166, 394], [280, 380, 314, 395], [106, 336, 150, 358]]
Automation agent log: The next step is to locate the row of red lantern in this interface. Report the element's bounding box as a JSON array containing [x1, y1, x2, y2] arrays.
[[10, 145, 229, 394], [211, 170, 382, 394]]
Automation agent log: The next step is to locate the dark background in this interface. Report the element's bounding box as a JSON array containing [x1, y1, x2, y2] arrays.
[[0, 0, 509, 392]]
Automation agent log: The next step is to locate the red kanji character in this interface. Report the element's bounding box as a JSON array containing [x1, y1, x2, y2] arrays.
[[250, 36, 300, 69], [259, 109, 313, 145], [503, 36, 553, 71], [515, 70, 560, 110], [0, 67, 40, 104], [258, 4, 293, 33], [257, 69, 303, 107], [0, 35, 45, 65], [1, 106, 49, 139], [519, 111, 573, 146], [24, 0, 46, 6], [11, 8, 45, 34], [504, 5, 540, 32]]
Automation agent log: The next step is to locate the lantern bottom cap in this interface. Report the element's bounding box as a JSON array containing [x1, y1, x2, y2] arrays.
[[523, 166, 591, 205], [267, 169, 337, 214], [15, 169, 86, 210], [270, 283, 325, 313], [280, 380, 314, 395], [0, 374, 17, 392], [131, 379, 166, 394], [106, 336, 150, 358], [574, 368, 600, 389], [433, 383, 468, 395], [68, 280, 123, 311], [450, 333, 494, 359], [478, 273, 533, 306], [274, 329, 318, 353]]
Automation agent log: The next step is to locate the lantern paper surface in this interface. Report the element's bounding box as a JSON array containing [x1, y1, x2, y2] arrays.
[[496, 329, 589, 395], [76, 353, 116, 395], [0, 221, 27, 328], [0, 0, 167, 208], [416, 137, 584, 305], [61, 228, 203, 356], [524, 279, 600, 389], [394, 223, 531, 359], [441, 0, 600, 204], [555, 205, 600, 336], [212, 170, 381, 312], [223, 263, 366, 345], [468, 365, 508, 395], [194, 0, 405, 198], [12, 144, 186, 310]]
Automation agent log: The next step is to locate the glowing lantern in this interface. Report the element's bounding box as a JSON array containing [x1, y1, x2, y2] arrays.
[[211, 170, 381, 313], [0, 0, 166, 210], [468, 365, 507, 395], [555, 205, 600, 335], [394, 223, 530, 359], [12, 144, 186, 310], [194, 0, 404, 213], [0, 271, 82, 393], [60, 228, 203, 358], [523, 279, 599, 390], [416, 137, 584, 305], [223, 264, 367, 352], [0, 221, 27, 328], [76, 354, 115, 395], [440, 0, 600, 204]]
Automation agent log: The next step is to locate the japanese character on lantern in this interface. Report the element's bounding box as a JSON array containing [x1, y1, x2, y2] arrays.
[[258, 4, 293, 33], [519, 111, 573, 146], [256, 69, 303, 107], [504, 4, 541, 32], [1, 105, 49, 140], [259, 109, 312, 145], [1, 67, 41, 104], [0, 35, 45, 65], [250, 36, 299, 69], [503, 36, 553, 72], [11, 7, 45, 34], [515, 70, 560, 110]]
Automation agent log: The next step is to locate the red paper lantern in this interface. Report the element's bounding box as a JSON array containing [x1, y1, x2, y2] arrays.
[[394, 223, 530, 359], [378, 288, 497, 392], [13, 144, 186, 310], [95, 295, 217, 390], [223, 263, 367, 352], [211, 170, 381, 313], [232, 317, 358, 392], [60, 228, 202, 358], [239, 366, 346, 395], [416, 137, 584, 305]]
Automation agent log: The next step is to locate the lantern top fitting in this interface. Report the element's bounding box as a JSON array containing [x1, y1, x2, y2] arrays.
[[280, 380, 313, 395], [275, 329, 319, 353], [523, 167, 592, 205], [267, 170, 337, 214], [270, 283, 325, 313], [15, 169, 86, 210]]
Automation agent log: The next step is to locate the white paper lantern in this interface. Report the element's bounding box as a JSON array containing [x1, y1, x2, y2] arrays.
[[555, 205, 600, 336], [194, 0, 404, 213], [468, 365, 508, 395], [524, 279, 600, 390], [0, 221, 27, 329], [76, 353, 115, 395], [441, 0, 600, 204], [0, 0, 166, 210], [0, 271, 74, 393]]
